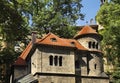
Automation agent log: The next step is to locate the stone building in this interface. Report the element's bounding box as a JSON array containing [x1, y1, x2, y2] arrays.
[[10, 25, 109, 83]]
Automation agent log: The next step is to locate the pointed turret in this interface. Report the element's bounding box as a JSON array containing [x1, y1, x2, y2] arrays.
[[74, 25, 102, 51], [74, 25, 102, 40], [74, 25, 105, 76]]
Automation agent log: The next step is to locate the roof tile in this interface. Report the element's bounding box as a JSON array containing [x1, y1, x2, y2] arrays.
[[14, 57, 26, 66], [74, 26, 98, 38], [14, 32, 100, 65], [20, 42, 32, 60]]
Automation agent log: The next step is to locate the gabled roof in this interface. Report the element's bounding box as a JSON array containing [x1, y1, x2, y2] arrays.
[[74, 26, 100, 39], [14, 57, 26, 66], [14, 32, 103, 66], [64, 39, 87, 50], [36, 33, 73, 47], [14, 33, 88, 65], [14, 42, 32, 65], [20, 42, 32, 60], [36, 33, 87, 50]]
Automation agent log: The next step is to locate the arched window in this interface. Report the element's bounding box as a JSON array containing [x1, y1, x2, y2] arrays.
[[54, 56, 58, 66], [88, 42, 92, 48], [49, 55, 53, 65], [94, 64, 97, 69], [59, 56, 62, 66], [92, 42, 95, 48], [96, 43, 98, 49]]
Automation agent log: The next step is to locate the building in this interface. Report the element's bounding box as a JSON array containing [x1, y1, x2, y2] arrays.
[[10, 25, 109, 83]]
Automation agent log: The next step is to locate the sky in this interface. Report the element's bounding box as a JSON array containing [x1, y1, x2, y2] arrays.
[[76, 0, 101, 26]]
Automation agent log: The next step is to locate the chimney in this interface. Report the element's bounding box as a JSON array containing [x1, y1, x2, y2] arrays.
[[31, 31, 37, 44]]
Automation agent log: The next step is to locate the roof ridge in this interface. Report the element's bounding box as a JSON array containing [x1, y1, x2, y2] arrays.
[[79, 25, 97, 34], [74, 25, 98, 39], [38, 33, 59, 43], [38, 33, 52, 42], [20, 42, 32, 60]]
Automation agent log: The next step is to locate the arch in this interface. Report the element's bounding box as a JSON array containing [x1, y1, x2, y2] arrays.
[[88, 41, 92, 48], [49, 55, 53, 65], [94, 64, 97, 69], [96, 43, 98, 49], [92, 42, 95, 48], [59, 56, 62, 66], [54, 56, 58, 66]]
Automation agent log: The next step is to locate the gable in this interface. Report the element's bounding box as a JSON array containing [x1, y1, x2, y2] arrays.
[[14, 33, 87, 65]]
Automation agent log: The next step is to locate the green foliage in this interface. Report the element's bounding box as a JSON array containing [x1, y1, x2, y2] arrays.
[[11, 0, 84, 38], [96, 1, 120, 82], [112, 70, 120, 83], [112, 0, 120, 4], [0, 48, 21, 83], [0, 0, 29, 82], [0, 0, 84, 82], [96, 2, 120, 65], [0, 0, 29, 43]]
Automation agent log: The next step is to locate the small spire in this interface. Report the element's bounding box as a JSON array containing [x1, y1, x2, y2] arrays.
[[90, 18, 94, 25], [86, 21, 88, 25]]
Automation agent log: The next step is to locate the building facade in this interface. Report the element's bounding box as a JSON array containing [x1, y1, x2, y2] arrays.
[[10, 25, 109, 83]]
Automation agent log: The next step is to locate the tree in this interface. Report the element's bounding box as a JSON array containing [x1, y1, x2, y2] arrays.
[[0, 0, 84, 82], [11, 0, 84, 38], [112, 70, 120, 83], [0, 0, 29, 82], [112, 0, 120, 4], [96, 0, 120, 82], [0, 0, 29, 48]]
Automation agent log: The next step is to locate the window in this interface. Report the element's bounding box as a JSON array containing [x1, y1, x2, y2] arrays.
[[59, 56, 62, 66], [88, 42, 92, 48], [54, 56, 58, 66], [88, 41, 99, 49], [92, 42, 95, 48], [49, 55, 53, 65], [94, 64, 97, 69], [96, 43, 98, 49], [49, 56, 63, 66], [50, 38, 57, 42]]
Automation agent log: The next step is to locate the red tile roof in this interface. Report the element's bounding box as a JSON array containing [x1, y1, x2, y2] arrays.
[[14, 57, 26, 66], [74, 26, 99, 39], [36, 33, 87, 50], [19, 42, 32, 60], [14, 32, 102, 65]]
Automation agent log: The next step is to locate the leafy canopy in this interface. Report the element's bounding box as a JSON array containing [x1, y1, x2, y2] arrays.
[[0, 0, 84, 82], [12, 0, 84, 38], [96, 0, 120, 69]]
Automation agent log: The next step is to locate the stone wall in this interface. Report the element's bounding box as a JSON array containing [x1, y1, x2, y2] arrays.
[[78, 37, 100, 51], [88, 53, 103, 76], [31, 48, 40, 74], [81, 77, 109, 83], [31, 45, 75, 74], [14, 66, 27, 80], [37, 75, 75, 83]]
